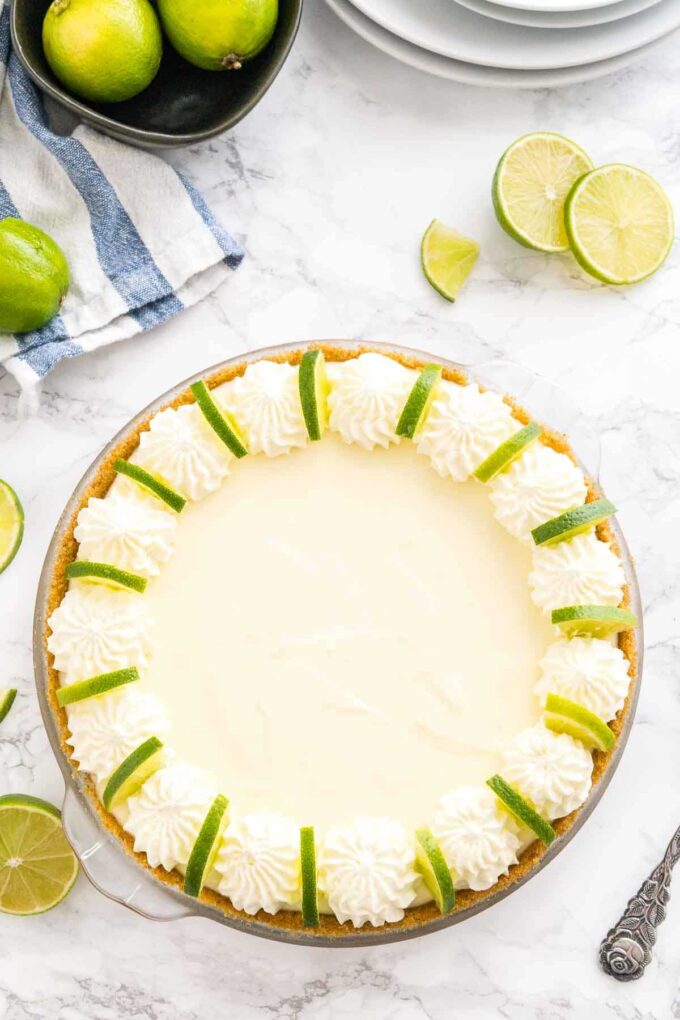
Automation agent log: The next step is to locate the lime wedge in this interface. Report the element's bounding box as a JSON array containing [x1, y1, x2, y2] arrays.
[[0, 794, 78, 915], [544, 693, 615, 752], [184, 794, 230, 897], [421, 219, 479, 302], [486, 775, 556, 846], [473, 422, 541, 483], [0, 479, 24, 574], [414, 827, 456, 914], [0, 688, 17, 723], [565, 164, 674, 285], [66, 560, 147, 594], [531, 498, 616, 547], [300, 825, 319, 927], [551, 604, 637, 639], [56, 667, 139, 707], [299, 350, 329, 442], [102, 736, 165, 810], [191, 380, 248, 458], [396, 363, 443, 439], [114, 459, 186, 513], [493, 132, 593, 253]]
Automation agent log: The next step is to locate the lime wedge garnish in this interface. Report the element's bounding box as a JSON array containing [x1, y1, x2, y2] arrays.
[[66, 560, 147, 593], [191, 380, 248, 458], [102, 736, 165, 810], [486, 775, 556, 846], [544, 693, 615, 752], [531, 498, 616, 547], [0, 794, 78, 915], [114, 459, 186, 513], [551, 604, 637, 639], [298, 350, 329, 442], [0, 688, 17, 723], [396, 363, 443, 439], [473, 422, 541, 483], [300, 825, 319, 927], [0, 479, 24, 574], [565, 164, 674, 285], [184, 794, 230, 898], [493, 132, 593, 253], [421, 219, 480, 302], [414, 827, 456, 914], [57, 667, 139, 707]]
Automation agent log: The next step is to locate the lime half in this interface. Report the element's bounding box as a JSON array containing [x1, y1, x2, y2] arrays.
[[0, 480, 24, 574], [551, 604, 637, 639], [544, 693, 615, 752], [414, 827, 455, 914], [0, 794, 78, 915], [421, 220, 479, 302]]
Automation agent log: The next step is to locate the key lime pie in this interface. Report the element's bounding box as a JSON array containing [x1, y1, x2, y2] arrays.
[[43, 345, 637, 936]]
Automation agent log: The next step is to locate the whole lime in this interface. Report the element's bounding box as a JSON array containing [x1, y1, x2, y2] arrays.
[[157, 0, 278, 71], [42, 0, 162, 104], [0, 219, 70, 334]]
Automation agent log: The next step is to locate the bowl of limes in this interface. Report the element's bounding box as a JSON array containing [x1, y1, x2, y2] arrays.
[[11, 0, 303, 148]]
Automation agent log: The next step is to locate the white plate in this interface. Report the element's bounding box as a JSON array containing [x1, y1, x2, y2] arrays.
[[326, 0, 671, 86], [453, 0, 663, 29], [347, 0, 680, 66]]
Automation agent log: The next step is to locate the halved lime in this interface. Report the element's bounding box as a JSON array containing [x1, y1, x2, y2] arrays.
[[473, 422, 542, 483], [551, 605, 637, 639], [493, 132, 593, 253], [191, 380, 248, 458], [531, 498, 616, 547], [544, 693, 615, 752], [298, 350, 329, 442], [300, 825, 319, 927], [486, 775, 556, 846], [114, 459, 186, 513], [56, 667, 139, 707], [414, 827, 456, 914], [0, 688, 17, 723], [565, 164, 674, 285], [66, 560, 147, 593], [396, 363, 443, 439], [184, 794, 230, 897], [102, 736, 165, 810], [0, 480, 24, 574], [0, 794, 78, 915], [421, 220, 480, 302]]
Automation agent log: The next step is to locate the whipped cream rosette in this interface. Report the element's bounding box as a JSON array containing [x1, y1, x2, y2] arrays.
[[74, 489, 177, 578], [215, 812, 300, 915], [216, 360, 308, 457], [502, 724, 593, 820], [433, 786, 521, 891], [529, 532, 625, 613], [535, 637, 631, 722], [326, 353, 416, 450]]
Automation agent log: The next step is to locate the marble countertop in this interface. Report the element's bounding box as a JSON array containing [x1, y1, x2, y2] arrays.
[[2, 3, 680, 1017]]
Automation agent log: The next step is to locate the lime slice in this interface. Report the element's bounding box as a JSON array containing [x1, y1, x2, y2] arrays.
[[0, 794, 78, 915], [57, 667, 139, 707], [493, 132, 593, 253], [65, 560, 147, 593], [396, 363, 443, 439], [191, 380, 248, 458], [300, 825, 319, 927], [486, 775, 556, 846], [531, 498, 616, 547], [414, 827, 456, 914], [551, 604, 637, 639], [298, 350, 329, 442], [0, 479, 24, 574], [565, 164, 674, 285], [421, 220, 480, 302], [544, 693, 615, 752], [473, 422, 542, 482], [184, 794, 230, 897], [114, 459, 186, 513], [102, 736, 165, 810], [0, 688, 17, 723]]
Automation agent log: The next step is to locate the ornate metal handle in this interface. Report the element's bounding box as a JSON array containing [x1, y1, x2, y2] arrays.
[[600, 824, 680, 981]]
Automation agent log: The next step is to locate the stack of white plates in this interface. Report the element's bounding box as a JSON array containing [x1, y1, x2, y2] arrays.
[[325, 0, 680, 87]]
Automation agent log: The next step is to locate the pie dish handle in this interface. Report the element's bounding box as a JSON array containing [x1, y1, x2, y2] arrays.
[[61, 785, 195, 922]]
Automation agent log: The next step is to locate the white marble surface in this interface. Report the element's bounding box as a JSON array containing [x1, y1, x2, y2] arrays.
[[2, 3, 680, 1017]]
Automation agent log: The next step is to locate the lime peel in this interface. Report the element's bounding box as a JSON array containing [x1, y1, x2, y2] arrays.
[[191, 380, 248, 458], [66, 560, 147, 593], [184, 794, 230, 897], [114, 459, 186, 513], [298, 350, 329, 443], [300, 825, 319, 927]]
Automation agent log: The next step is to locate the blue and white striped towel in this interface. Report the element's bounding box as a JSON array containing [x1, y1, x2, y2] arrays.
[[0, 0, 243, 399]]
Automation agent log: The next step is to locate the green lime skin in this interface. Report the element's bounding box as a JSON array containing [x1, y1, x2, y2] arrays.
[[157, 0, 278, 71], [43, 0, 162, 104], [0, 219, 69, 334]]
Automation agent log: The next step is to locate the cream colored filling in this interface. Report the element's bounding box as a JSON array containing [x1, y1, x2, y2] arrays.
[[142, 434, 553, 835]]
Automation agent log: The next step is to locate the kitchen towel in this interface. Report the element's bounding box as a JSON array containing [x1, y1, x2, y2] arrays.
[[0, 0, 243, 402]]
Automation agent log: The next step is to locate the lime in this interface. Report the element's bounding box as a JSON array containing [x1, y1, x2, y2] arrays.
[[0, 689, 17, 724], [0, 795, 78, 915], [66, 560, 147, 593], [0, 220, 69, 334], [544, 693, 615, 752], [565, 164, 674, 285], [184, 794, 230, 897], [473, 423, 541, 483], [551, 604, 637, 639], [421, 220, 479, 302], [493, 132, 593, 253], [0, 480, 24, 573], [531, 498, 616, 547], [486, 775, 556, 846], [114, 459, 186, 513], [191, 381, 248, 458], [56, 667, 139, 707], [298, 351, 329, 443], [414, 827, 455, 914], [157, 0, 278, 71], [300, 825, 319, 927], [396, 364, 442, 439], [42, 0, 162, 104], [102, 736, 165, 810]]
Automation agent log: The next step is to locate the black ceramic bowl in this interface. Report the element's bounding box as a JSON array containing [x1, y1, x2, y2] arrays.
[[10, 0, 303, 148]]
